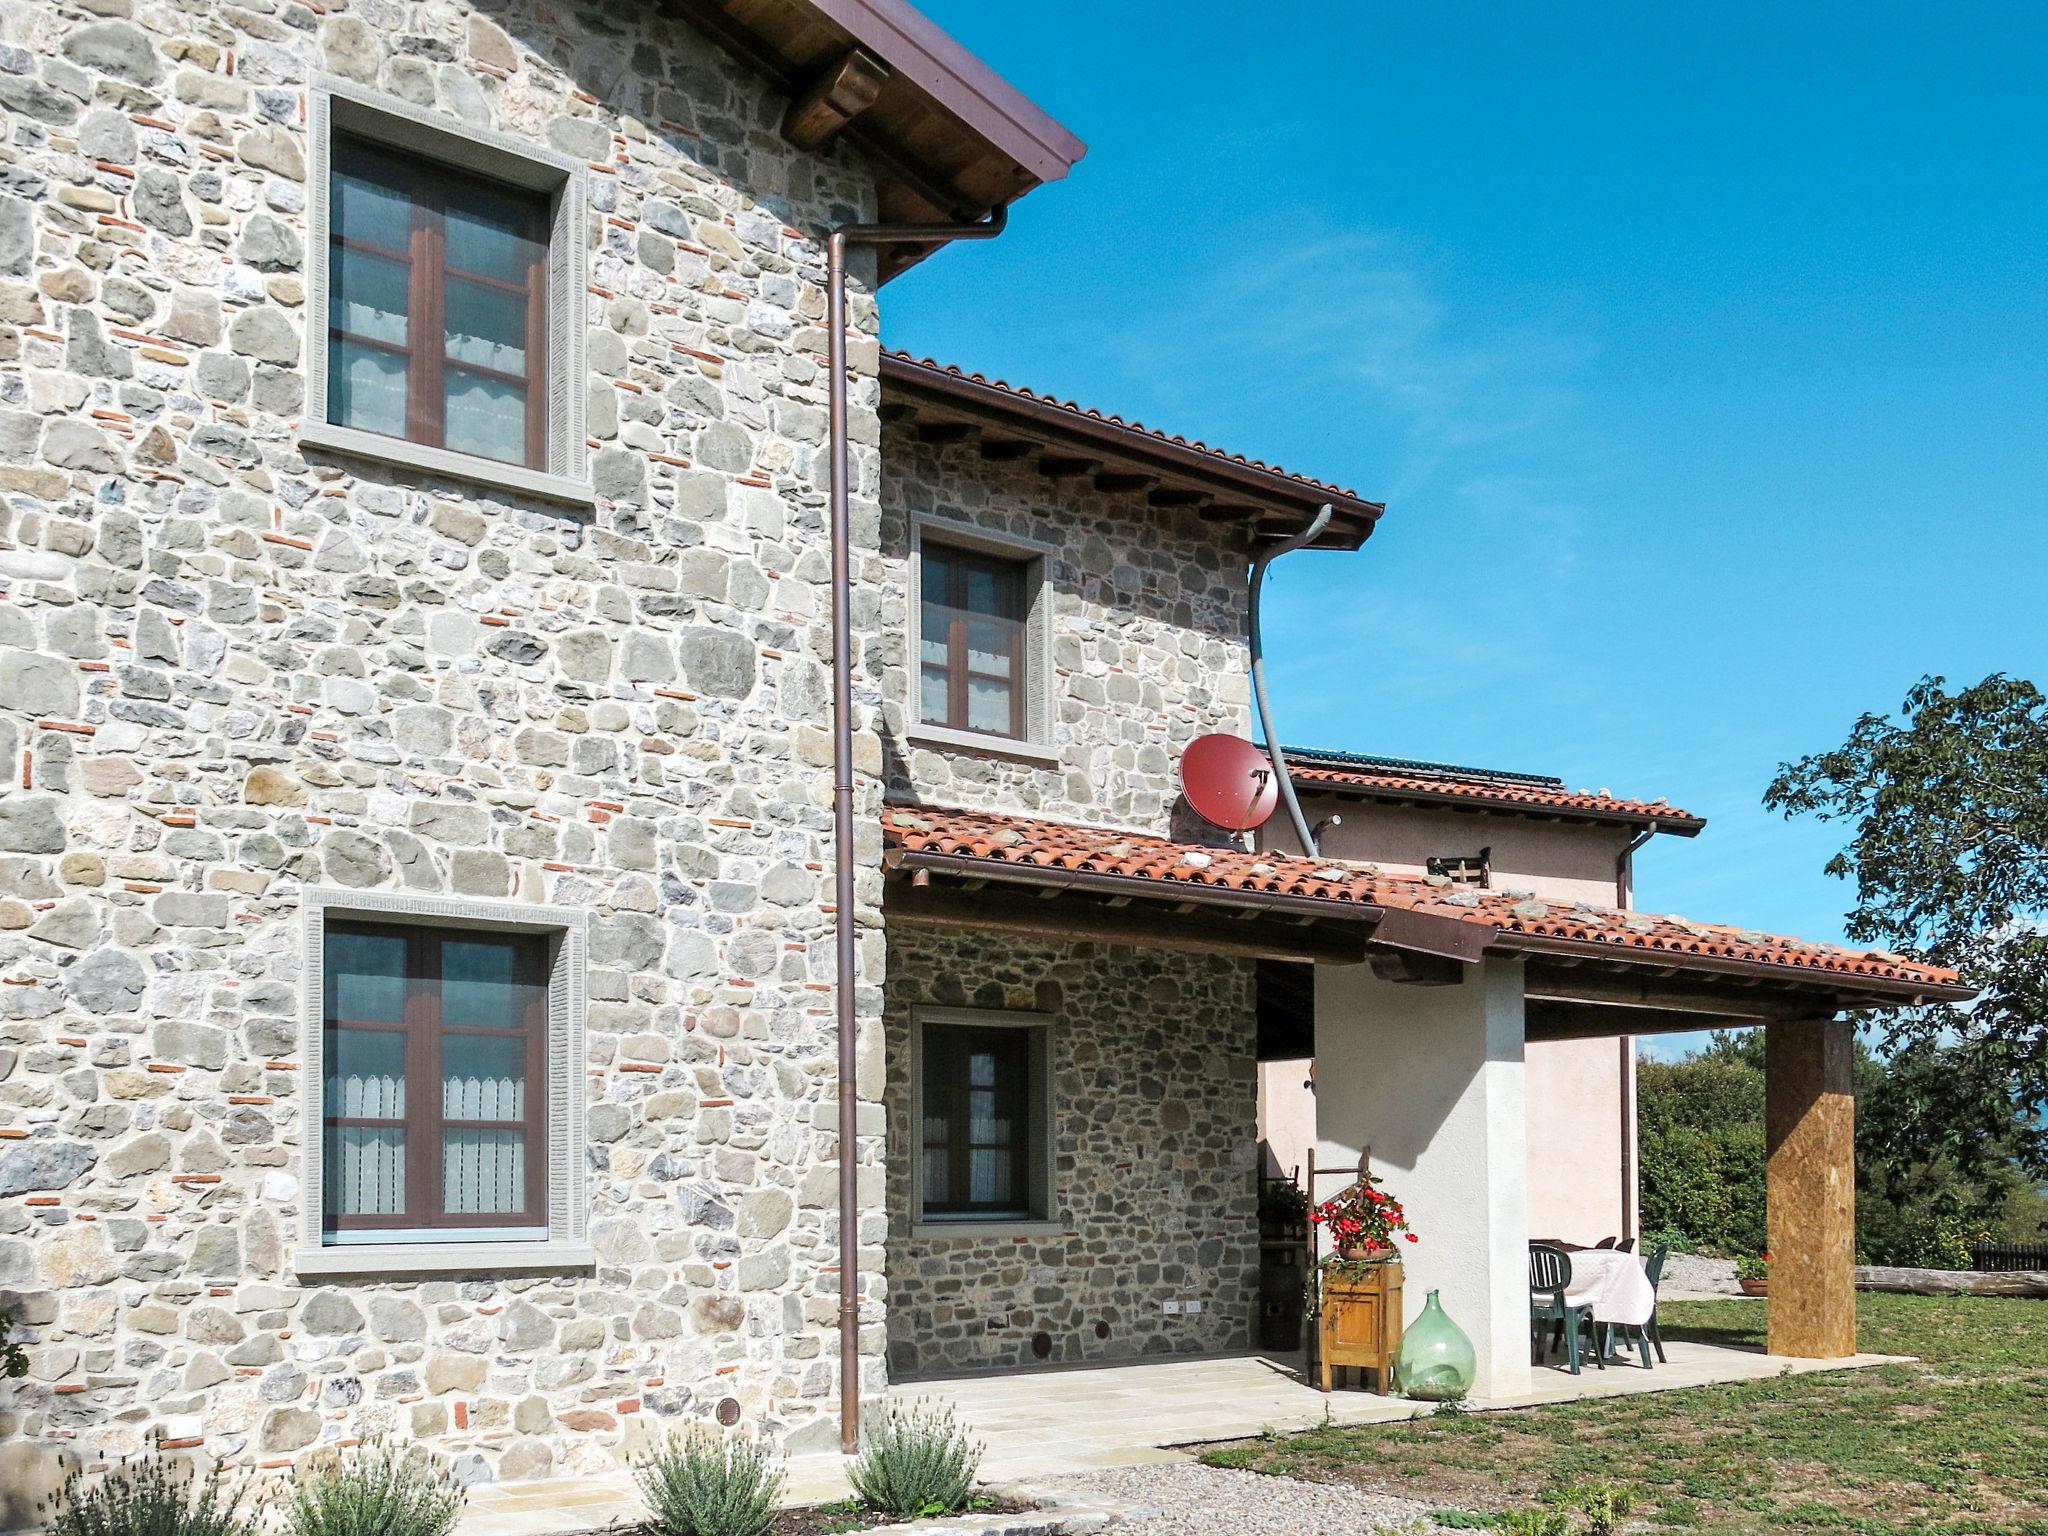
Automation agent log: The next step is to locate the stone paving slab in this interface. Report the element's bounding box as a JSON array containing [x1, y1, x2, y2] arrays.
[[456, 1343, 1906, 1536]]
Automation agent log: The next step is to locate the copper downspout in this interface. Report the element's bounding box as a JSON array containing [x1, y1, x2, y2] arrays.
[[826, 208, 1008, 1457], [1248, 505, 1333, 857], [1615, 822, 1656, 1240]]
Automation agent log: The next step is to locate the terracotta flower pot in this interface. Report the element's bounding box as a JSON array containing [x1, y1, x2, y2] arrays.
[[1337, 1243, 1392, 1263], [1738, 1276, 1769, 1296]]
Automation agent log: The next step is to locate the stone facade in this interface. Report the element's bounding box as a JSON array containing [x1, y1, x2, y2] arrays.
[[0, 0, 1280, 1508], [0, 0, 891, 1506], [882, 925, 1259, 1378], [872, 425, 1269, 1381], [877, 424, 1255, 832]]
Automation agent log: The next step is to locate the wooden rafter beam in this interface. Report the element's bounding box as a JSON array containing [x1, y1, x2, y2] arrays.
[[884, 880, 1372, 965], [1524, 1000, 1768, 1042], [1094, 471, 1157, 494], [1038, 455, 1098, 478], [1198, 502, 1265, 523], [781, 48, 892, 151], [1522, 960, 1826, 1020]]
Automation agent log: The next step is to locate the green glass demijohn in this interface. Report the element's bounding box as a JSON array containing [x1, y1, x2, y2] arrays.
[[1395, 1289, 1476, 1401]]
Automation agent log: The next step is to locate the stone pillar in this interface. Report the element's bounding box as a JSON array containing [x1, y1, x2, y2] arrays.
[[1766, 1017, 1857, 1358], [1315, 958, 1531, 1400]]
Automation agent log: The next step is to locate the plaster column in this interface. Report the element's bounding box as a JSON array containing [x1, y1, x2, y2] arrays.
[[1315, 957, 1532, 1399]]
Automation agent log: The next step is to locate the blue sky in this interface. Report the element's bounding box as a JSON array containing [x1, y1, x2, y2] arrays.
[[886, 3, 2048, 1057]]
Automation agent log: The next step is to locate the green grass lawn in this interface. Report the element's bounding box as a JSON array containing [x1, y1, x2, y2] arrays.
[[1197, 1294, 2048, 1534]]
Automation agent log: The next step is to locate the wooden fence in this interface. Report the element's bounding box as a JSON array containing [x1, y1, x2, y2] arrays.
[[1968, 1242, 2048, 1273]]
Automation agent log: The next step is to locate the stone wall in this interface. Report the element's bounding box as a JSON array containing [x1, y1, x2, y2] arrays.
[[0, 0, 889, 1506], [882, 925, 1259, 1377], [877, 424, 1254, 833]]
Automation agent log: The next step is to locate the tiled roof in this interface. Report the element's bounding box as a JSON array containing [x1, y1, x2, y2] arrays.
[[1284, 746, 1705, 832], [881, 350, 1375, 506], [882, 804, 1965, 995]]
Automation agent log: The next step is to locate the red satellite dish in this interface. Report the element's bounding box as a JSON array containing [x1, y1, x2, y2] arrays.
[[1181, 734, 1279, 831]]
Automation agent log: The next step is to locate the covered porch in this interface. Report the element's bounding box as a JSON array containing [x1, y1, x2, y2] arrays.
[[880, 802, 1971, 1399]]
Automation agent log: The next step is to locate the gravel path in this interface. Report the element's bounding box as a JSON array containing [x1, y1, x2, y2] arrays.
[[1660, 1250, 1741, 1299], [1041, 1461, 1435, 1536]]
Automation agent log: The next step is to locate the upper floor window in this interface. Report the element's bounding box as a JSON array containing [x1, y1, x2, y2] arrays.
[[328, 138, 549, 469], [302, 77, 590, 507], [919, 543, 1029, 739]]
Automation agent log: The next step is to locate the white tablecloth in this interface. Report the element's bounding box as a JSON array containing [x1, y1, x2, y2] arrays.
[[1561, 1249, 1656, 1327]]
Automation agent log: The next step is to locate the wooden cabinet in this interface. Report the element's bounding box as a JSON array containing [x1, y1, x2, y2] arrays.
[[1318, 1261, 1403, 1393]]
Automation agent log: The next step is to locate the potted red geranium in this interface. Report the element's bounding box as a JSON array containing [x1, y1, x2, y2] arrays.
[[1311, 1171, 1418, 1263]]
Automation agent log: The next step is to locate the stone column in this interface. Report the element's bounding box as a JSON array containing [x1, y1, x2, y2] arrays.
[[1766, 1017, 1857, 1358], [1315, 957, 1531, 1400]]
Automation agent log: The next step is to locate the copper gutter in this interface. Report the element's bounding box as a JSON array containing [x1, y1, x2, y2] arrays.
[[826, 209, 1007, 1457]]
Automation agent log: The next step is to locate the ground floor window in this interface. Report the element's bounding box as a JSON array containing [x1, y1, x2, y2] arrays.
[[915, 1009, 1052, 1226], [323, 922, 548, 1241], [296, 888, 589, 1275]]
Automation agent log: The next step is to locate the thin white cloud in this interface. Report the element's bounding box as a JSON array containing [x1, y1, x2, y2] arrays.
[[1106, 222, 1610, 526]]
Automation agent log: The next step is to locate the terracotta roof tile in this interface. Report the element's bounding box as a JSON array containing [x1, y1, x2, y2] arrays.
[[1288, 758, 1705, 831], [882, 803, 1963, 994], [882, 350, 1372, 505]]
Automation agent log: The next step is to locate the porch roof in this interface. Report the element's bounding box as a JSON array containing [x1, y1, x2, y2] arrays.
[[880, 803, 1973, 1016]]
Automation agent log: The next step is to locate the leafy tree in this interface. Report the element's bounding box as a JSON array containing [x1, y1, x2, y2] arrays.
[[1638, 1031, 2046, 1265], [1766, 673, 2048, 1190], [1637, 1035, 1766, 1256]]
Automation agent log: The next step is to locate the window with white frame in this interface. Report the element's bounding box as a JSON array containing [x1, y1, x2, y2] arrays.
[[303, 77, 589, 506], [296, 889, 589, 1276], [913, 1008, 1053, 1228], [909, 518, 1053, 754]]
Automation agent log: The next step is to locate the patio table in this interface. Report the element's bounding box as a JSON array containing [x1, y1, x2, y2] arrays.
[[1562, 1247, 1655, 1327]]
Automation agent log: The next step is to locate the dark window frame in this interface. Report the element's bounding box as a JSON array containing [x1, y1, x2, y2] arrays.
[[321, 920, 549, 1236], [918, 542, 1030, 741], [327, 134, 550, 470], [920, 1023, 1043, 1219]]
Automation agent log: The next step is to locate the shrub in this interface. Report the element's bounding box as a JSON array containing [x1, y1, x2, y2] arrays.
[[279, 1437, 465, 1536], [635, 1427, 784, 1536], [41, 1456, 251, 1536], [1, 1296, 27, 1380], [848, 1401, 982, 1519], [1549, 1481, 1639, 1536], [1639, 1224, 1689, 1258], [1494, 1511, 1572, 1536]]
